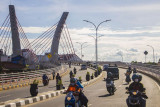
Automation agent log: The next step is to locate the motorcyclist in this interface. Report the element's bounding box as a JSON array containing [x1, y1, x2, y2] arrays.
[[125, 70, 131, 84], [128, 66, 132, 74], [126, 74, 147, 107], [42, 74, 49, 85], [106, 72, 116, 93], [69, 70, 73, 78], [66, 77, 88, 106], [73, 67, 77, 74], [70, 75, 83, 90], [42, 74, 48, 80], [66, 78, 81, 93], [133, 67, 137, 73]]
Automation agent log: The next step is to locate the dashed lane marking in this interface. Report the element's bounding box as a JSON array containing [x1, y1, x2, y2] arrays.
[[0, 94, 11, 99], [88, 104, 92, 106]]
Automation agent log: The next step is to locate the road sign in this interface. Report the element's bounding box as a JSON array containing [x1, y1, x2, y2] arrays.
[[47, 54, 52, 59]]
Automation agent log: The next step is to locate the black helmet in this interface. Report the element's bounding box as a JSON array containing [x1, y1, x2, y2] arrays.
[[133, 68, 136, 71], [132, 74, 139, 82], [70, 78, 76, 85], [128, 66, 131, 70], [108, 72, 113, 77]]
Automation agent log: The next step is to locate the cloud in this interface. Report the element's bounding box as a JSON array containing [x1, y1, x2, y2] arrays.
[[22, 26, 160, 35], [128, 48, 138, 52], [23, 27, 50, 33]]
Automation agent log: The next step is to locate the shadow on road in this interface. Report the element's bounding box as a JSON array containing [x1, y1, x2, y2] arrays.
[[123, 83, 129, 85], [24, 96, 32, 98], [98, 94, 111, 97], [38, 85, 44, 87]]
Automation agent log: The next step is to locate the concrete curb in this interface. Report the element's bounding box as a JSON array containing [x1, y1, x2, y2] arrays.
[[0, 71, 103, 107]]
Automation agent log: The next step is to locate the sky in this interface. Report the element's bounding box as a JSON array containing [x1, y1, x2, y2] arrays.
[[0, 0, 160, 62]]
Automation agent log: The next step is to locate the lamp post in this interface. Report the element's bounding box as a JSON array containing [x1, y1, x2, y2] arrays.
[[83, 19, 111, 69], [147, 45, 155, 63], [76, 42, 87, 60], [117, 54, 123, 62]]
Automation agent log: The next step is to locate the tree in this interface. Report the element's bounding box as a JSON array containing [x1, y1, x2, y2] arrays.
[[144, 51, 148, 63]]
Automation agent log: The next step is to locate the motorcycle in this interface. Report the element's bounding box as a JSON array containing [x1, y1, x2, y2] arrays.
[[106, 78, 116, 95], [74, 69, 77, 74], [43, 79, 49, 86], [65, 91, 83, 107], [125, 74, 131, 84], [126, 87, 148, 107]]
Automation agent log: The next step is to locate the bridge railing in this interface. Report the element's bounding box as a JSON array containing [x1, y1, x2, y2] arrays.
[[106, 62, 160, 84], [0, 65, 68, 89], [131, 64, 160, 84]]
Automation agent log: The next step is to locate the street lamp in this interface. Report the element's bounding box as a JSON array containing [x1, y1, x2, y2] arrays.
[[117, 53, 123, 62], [83, 19, 111, 69], [76, 42, 87, 60], [147, 45, 155, 63]]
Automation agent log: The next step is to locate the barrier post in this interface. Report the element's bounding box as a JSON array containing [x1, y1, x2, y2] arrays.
[[1, 77, 4, 89]]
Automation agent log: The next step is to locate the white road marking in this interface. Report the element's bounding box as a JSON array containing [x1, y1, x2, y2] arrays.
[[88, 104, 92, 106], [0, 94, 11, 98], [154, 81, 160, 91]]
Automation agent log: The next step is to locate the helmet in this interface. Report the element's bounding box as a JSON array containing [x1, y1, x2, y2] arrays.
[[132, 74, 139, 82], [128, 66, 131, 71], [70, 78, 76, 85], [107, 72, 113, 77]]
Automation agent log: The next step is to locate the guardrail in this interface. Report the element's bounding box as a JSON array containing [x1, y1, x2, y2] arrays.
[[0, 65, 68, 89], [114, 63, 160, 85], [131, 65, 160, 85]]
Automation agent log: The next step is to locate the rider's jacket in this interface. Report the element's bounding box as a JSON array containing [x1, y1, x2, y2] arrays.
[[42, 75, 48, 80], [67, 84, 81, 93], [129, 82, 144, 92]]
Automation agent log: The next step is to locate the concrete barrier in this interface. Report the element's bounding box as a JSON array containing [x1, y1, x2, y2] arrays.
[[118, 66, 160, 86]]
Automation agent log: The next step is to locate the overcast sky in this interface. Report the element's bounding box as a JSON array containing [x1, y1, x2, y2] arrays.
[[0, 0, 160, 62]]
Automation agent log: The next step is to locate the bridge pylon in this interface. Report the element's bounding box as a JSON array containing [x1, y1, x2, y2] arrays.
[[50, 12, 69, 64], [9, 5, 21, 57]]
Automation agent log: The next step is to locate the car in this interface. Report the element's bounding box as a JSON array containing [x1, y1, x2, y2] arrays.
[[91, 62, 98, 68], [107, 66, 119, 80], [103, 64, 109, 71], [81, 64, 87, 70]]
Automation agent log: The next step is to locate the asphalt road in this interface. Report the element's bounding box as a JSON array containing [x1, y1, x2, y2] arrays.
[[27, 68, 160, 107], [0, 65, 94, 103]]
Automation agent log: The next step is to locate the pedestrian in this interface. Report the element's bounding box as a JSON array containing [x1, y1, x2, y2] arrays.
[[56, 73, 60, 84], [69, 70, 73, 78], [52, 71, 55, 80], [73, 67, 77, 74]]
